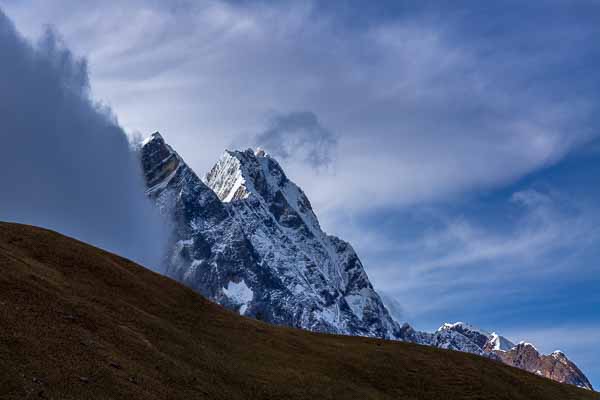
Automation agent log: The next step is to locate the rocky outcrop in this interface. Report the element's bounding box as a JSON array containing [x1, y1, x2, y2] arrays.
[[423, 322, 593, 390], [495, 344, 593, 390]]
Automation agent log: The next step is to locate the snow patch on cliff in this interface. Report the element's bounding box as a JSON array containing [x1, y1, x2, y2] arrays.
[[223, 279, 254, 315]]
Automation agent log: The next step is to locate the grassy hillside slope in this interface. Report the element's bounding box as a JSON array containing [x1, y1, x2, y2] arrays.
[[0, 222, 597, 400]]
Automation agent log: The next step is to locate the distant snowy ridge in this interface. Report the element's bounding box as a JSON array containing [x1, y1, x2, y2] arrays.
[[402, 321, 592, 390], [139, 132, 592, 390]]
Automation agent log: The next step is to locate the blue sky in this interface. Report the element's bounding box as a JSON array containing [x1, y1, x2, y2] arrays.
[[1, 0, 599, 386]]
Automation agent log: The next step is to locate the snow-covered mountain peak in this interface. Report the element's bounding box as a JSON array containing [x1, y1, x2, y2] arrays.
[[141, 135, 401, 339], [203, 150, 251, 203], [517, 341, 539, 352], [435, 322, 517, 355], [438, 322, 491, 337], [205, 148, 323, 237], [204, 148, 286, 202], [552, 350, 567, 359], [139, 133, 593, 391], [486, 332, 516, 352]]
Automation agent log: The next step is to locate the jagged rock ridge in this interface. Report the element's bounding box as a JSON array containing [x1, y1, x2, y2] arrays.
[[141, 133, 400, 338], [404, 322, 593, 390], [139, 132, 592, 390], [496, 344, 593, 390]]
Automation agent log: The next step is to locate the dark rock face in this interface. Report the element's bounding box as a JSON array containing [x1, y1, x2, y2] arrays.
[[140, 133, 258, 303], [430, 323, 491, 355], [495, 345, 593, 390], [139, 133, 592, 390]]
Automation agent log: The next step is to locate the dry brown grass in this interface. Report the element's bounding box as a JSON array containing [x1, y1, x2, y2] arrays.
[[0, 222, 597, 400]]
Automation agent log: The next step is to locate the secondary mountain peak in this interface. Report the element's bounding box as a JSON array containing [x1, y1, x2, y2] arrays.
[[205, 147, 322, 237], [427, 321, 592, 390], [486, 332, 516, 352]]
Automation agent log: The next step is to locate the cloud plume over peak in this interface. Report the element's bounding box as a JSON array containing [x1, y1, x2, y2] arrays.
[[0, 10, 166, 269], [254, 111, 337, 169]]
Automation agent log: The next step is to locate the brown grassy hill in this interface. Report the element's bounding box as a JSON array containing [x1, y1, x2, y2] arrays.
[[0, 222, 597, 400]]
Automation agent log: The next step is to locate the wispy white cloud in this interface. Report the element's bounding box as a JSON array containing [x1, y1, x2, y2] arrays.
[[341, 188, 600, 319], [1, 0, 598, 217], [250, 111, 337, 169]]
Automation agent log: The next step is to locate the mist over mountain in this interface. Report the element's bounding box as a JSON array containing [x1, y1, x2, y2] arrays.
[[0, 10, 167, 269]]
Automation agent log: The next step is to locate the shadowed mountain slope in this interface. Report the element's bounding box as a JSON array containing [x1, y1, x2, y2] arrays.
[[0, 222, 597, 400]]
